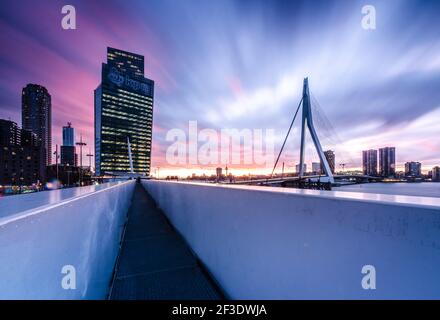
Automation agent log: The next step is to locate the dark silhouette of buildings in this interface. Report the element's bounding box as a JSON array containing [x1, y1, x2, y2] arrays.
[[362, 149, 378, 176], [432, 166, 440, 182], [321, 150, 335, 174], [22, 84, 52, 165], [405, 161, 421, 177], [0, 119, 45, 186], [95, 47, 154, 176], [379, 147, 396, 177]]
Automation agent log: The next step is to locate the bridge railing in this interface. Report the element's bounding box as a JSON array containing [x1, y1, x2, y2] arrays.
[[0, 180, 135, 299], [143, 180, 440, 299]]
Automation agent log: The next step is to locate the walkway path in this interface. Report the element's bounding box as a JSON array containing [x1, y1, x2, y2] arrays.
[[109, 183, 223, 300]]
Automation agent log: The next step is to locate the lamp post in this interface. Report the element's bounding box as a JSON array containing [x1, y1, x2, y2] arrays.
[[86, 150, 94, 170], [76, 134, 87, 186], [66, 163, 71, 187], [54, 144, 60, 182]]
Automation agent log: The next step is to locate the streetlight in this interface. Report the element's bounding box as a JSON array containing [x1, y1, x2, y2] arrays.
[[76, 134, 87, 186]]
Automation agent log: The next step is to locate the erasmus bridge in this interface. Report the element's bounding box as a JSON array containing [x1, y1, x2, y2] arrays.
[[236, 78, 380, 188], [0, 80, 440, 300]]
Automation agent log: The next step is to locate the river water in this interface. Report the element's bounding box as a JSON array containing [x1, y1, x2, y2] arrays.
[[338, 182, 440, 198]]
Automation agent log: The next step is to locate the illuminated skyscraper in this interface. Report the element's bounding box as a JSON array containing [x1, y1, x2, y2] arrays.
[[22, 84, 52, 165], [95, 47, 154, 176]]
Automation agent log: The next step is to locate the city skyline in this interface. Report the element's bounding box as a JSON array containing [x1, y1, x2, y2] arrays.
[[1, 0, 440, 177]]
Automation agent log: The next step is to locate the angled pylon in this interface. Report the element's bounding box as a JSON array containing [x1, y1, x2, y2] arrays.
[[299, 78, 335, 183]]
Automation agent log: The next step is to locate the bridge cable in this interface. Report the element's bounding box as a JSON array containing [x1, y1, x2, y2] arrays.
[[270, 97, 303, 178]]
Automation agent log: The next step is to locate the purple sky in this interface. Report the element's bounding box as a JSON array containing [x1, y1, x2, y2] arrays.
[[1, 0, 440, 175]]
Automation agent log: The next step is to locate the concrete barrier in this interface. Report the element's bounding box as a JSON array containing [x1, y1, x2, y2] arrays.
[[143, 180, 440, 299], [0, 180, 135, 299]]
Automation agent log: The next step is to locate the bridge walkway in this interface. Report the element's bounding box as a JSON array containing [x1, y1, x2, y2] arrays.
[[109, 183, 223, 300]]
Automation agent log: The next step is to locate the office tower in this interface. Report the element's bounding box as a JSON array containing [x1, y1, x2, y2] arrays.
[[432, 166, 440, 182], [216, 167, 222, 180], [311, 162, 320, 174], [61, 122, 76, 166], [62, 122, 75, 146], [95, 47, 154, 176], [0, 119, 45, 185], [22, 84, 52, 165], [362, 149, 378, 176], [321, 150, 335, 174], [296, 163, 307, 174], [379, 147, 396, 177], [405, 162, 421, 177]]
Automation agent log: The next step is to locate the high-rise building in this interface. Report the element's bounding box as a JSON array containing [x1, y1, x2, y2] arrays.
[[379, 147, 396, 177], [0, 119, 45, 185], [362, 149, 378, 176], [405, 161, 421, 177], [95, 47, 154, 176], [62, 122, 75, 146], [432, 166, 440, 182], [321, 150, 335, 174], [22, 84, 52, 165], [216, 167, 223, 180], [61, 122, 76, 166]]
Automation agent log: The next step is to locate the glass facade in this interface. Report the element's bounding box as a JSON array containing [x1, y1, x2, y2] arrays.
[[362, 149, 378, 176], [62, 122, 75, 146], [379, 147, 396, 177], [22, 84, 51, 165], [95, 47, 154, 176]]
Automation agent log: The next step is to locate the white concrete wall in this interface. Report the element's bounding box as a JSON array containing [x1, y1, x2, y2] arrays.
[[143, 180, 440, 299], [0, 180, 135, 299]]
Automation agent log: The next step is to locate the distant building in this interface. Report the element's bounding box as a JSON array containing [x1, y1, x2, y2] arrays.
[[296, 163, 307, 174], [311, 162, 320, 174], [405, 162, 421, 177], [379, 147, 396, 177], [432, 166, 440, 182], [95, 47, 154, 176], [216, 167, 222, 180], [22, 84, 52, 165], [60, 146, 76, 166], [61, 123, 77, 166], [0, 119, 45, 186], [321, 150, 335, 174], [362, 149, 378, 176], [62, 122, 75, 146]]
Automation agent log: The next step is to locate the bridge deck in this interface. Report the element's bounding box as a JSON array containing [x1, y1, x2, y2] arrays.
[[109, 183, 223, 300]]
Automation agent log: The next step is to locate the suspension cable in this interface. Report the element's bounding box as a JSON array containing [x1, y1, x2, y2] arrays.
[[270, 97, 303, 178]]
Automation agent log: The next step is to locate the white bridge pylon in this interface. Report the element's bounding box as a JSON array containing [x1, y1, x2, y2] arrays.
[[299, 78, 334, 183]]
